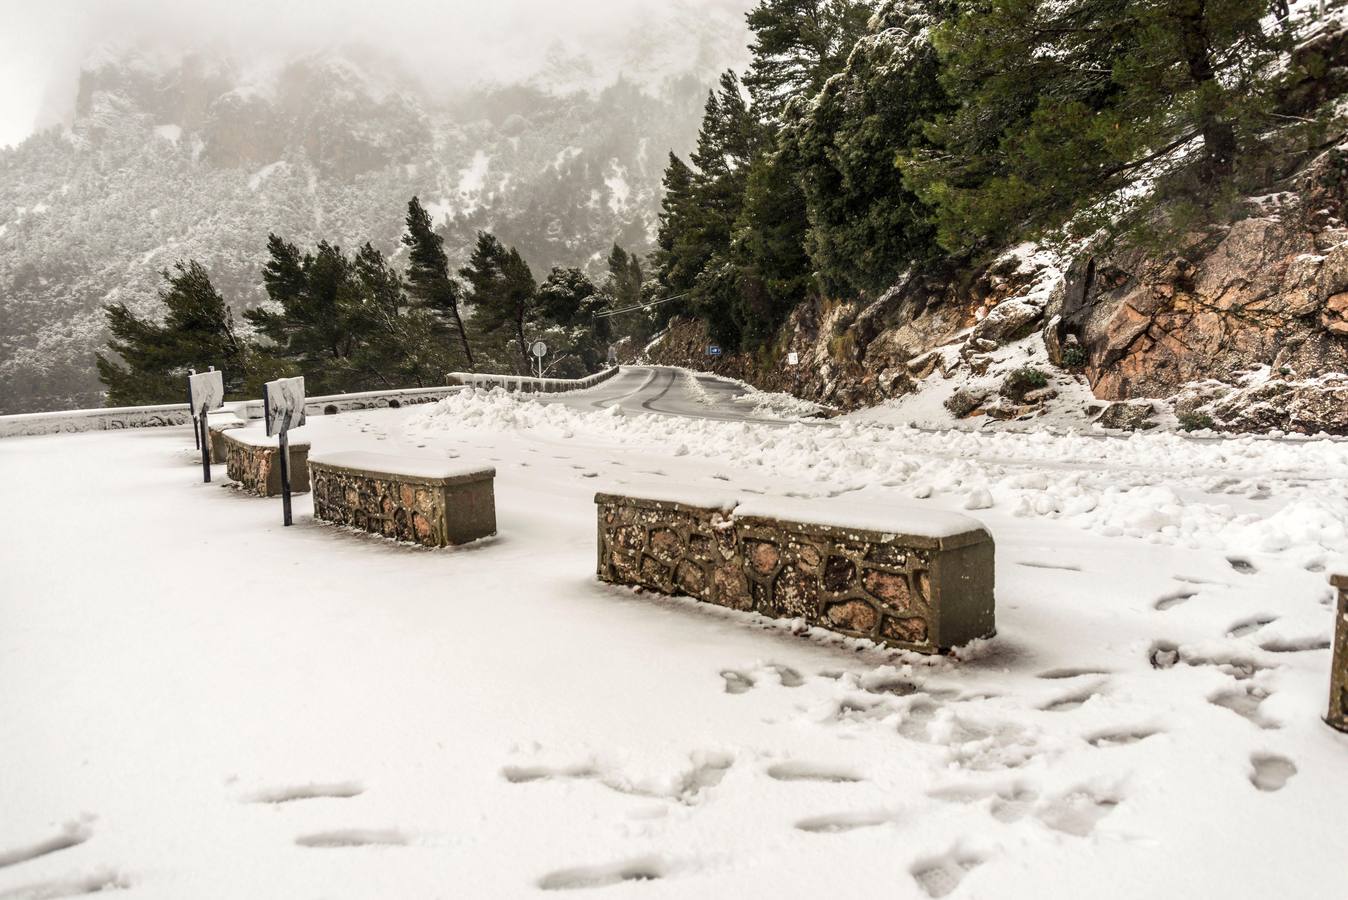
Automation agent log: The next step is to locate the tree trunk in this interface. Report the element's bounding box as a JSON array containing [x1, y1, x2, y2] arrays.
[[1176, 0, 1235, 183], [449, 302, 475, 370]]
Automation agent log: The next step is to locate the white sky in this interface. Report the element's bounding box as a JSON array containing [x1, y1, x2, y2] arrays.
[[0, 0, 752, 149]]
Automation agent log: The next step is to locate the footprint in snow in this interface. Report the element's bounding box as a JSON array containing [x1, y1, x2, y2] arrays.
[[1248, 753, 1297, 792], [1227, 557, 1258, 574], [1258, 635, 1331, 653], [1226, 616, 1277, 638], [1037, 667, 1110, 680], [1016, 560, 1082, 572], [537, 856, 667, 891], [294, 829, 408, 848], [1087, 726, 1161, 748], [719, 664, 804, 694], [910, 849, 983, 899], [0, 822, 92, 870], [1209, 685, 1278, 730], [0, 870, 130, 897], [1041, 680, 1106, 712], [1153, 589, 1198, 611], [766, 761, 863, 783], [243, 781, 364, 804], [1036, 790, 1120, 837], [794, 810, 895, 833]]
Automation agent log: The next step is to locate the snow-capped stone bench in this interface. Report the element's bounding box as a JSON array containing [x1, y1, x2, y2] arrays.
[[206, 413, 247, 464], [219, 427, 311, 496], [594, 489, 995, 653], [308, 451, 496, 547], [1330, 574, 1348, 734]]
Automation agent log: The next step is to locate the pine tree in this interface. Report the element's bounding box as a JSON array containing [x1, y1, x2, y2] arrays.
[[402, 196, 475, 369], [744, 0, 872, 117], [795, 1, 951, 295], [245, 238, 364, 392], [96, 260, 249, 406], [537, 266, 611, 372], [908, 0, 1288, 256], [459, 232, 538, 374]]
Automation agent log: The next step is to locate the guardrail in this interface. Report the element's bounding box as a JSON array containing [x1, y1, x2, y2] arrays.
[[0, 368, 623, 439], [446, 367, 622, 393], [0, 385, 462, 439], [446, 366, 620, 393]]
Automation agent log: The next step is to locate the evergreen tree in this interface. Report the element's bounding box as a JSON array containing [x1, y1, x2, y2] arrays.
[[908, 0, 1288, 256], [744, 0, 873, 116], [537, 266, 611, 372], [347, 243, 449, 389], [97, 260, 248, 406], [795, 1, 952, 295], [602, 244, 653, 348], [245, 238, 364, 392], [731, 144, 814, 345], [402, 196, 475, 368], [459, 232, 539, 374]]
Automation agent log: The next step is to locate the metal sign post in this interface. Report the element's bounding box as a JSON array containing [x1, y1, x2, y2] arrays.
[[264, 376, 306, 527], [187, 369, 225, 483], [530, 340, 549, 379]]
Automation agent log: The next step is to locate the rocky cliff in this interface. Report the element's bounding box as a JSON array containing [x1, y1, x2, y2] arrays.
[[648, 25, 1348, 437]]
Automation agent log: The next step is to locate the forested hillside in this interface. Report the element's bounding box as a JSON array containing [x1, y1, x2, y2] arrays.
[[645, 0, 1348, 434]]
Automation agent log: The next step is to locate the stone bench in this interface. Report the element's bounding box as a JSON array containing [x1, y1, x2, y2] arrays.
[[206, 414, 247, 464], [1330, 574, 1348, 733], [308, 451, 496, 546], [595, 490, 995, 653], [219, 427, 310, 496]]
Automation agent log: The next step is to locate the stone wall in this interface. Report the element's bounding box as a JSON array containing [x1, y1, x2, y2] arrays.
[[220, 430, 310, 497], [595, 493, 995, 654], [1330, 574, 1348, 733], [309, 453, 496, 547], [207, 418, 245, 464]]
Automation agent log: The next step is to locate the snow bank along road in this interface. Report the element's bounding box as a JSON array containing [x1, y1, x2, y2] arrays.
[[1, 370, 1346, 899]]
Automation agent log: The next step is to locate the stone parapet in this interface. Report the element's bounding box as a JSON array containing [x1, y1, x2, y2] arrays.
[[1330, 574, 1348, 733], [206, 416, 246, 464], [308, 451, 496, 547], [219, 428, 310, 496], [595, 491, 995, 654]]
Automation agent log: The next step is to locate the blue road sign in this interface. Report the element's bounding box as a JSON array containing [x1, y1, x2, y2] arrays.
[[707, 344, 722, 357]]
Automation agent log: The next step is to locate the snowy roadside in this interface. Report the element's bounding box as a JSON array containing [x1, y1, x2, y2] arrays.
[[1, 392, 1344, 899]]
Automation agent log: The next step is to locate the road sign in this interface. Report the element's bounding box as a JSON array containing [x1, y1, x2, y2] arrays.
[[263, 376, 306, 527], [787, 351, 799, 366], [531, 340, 548, 358], [707, 344, 722, 357], [188, 369, 225, 484]]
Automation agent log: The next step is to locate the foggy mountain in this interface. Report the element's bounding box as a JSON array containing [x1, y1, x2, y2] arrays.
[[0, 9, 746, 413]]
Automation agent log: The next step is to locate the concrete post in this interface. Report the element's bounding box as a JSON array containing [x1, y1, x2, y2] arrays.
[[1329, 574, 1348, 733]]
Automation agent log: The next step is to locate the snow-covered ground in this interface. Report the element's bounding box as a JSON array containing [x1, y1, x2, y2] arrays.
[[2, 367, 1345, 899]]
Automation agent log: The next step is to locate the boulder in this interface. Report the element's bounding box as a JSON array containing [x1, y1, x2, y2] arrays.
[[1097, 401, 1157, 431]]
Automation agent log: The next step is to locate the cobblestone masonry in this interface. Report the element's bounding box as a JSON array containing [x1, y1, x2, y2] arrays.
[[220, 430, 310, 497], [309, 457, 496, 547], [595, 493, 995, 653], [207, 419, 245, 464], [1330, 574, 1348, 733]]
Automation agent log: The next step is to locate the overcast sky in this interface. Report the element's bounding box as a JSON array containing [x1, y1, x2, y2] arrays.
[[0, 0, 751, 149]]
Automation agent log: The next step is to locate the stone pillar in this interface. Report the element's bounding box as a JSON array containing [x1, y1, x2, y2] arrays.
[[1329, 574, 1348, 733]]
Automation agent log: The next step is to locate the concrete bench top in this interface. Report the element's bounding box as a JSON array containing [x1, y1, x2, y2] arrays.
[[309, 450, 495, 484], [594, 486, 739, 512], [595, 490, 989, 548], [1333, 573, 1348, 588], [224, 427, 310, 449], [734, 497, 988, 543]]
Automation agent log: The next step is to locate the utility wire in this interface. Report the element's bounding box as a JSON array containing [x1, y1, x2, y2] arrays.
[[592, 291, 691, 319]]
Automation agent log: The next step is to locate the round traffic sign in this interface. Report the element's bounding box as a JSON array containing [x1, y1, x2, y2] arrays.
[[530, 340, 548, 358]]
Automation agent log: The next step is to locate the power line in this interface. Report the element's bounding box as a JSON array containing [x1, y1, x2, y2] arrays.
[[592, 291, 691, 319]]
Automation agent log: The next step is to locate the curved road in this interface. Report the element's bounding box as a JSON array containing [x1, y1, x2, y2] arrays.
[[548, 365, 802, 425]]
